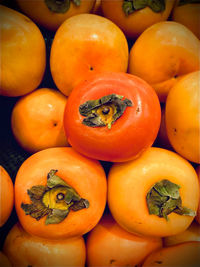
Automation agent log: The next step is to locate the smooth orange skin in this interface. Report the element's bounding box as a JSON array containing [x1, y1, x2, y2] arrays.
[[108, 147, 199, 237], [172, 2, 200, 39], [0, 166, 14, 227], [16, 0, 95, 31], [3, 223, 86, 267], [142, 242, 200, 267], [50, 14, 129, 96], [163, 221, 200, 247], [0, 5, 46, 97], [64, 72, 161, 162], [195, 165, 200, 224], [101, 0, 175, 39], [14, 147, 107, 240], [86, 213, 162, 267], [165, 71, 200, 164], [11, 88, 69, 153], [0, 251, 12, 267], [128, 21, 200, 102]]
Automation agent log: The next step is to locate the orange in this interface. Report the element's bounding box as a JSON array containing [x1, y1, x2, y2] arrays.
[[16, 0, 95, 31], [86, 213, 162, 267], [3, 223, 86, 267], [101, 0, 175, 39], [14, 147, 107, 239], [50, 13, 129, 96], [195, 165, 200, 224], [128, 21, 200, 102], [0, 166, 14, 227], [0, 5, 46, 97], [172, 0, 200, 39], [11, 88, 69, 153], [108, 147, 199, 237], [142, 242, 200, 267], [165, 71, 200, 164], [163, 221, 200, 247]]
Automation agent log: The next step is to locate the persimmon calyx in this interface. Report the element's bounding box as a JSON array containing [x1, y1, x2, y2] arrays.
[[45, 0, 80, 13], [21, 169, 89, 225], [122, 0, 165, 16], [79, 94, 132, 129], [146, 179, 196, 221]]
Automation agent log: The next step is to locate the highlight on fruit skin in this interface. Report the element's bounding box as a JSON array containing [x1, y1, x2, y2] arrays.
[[3, 222, 86, 267], [128, 21, 200, 102], [0, 166, 14, 227], [16, 0, 96, 31], [0, 4, 46, 97]]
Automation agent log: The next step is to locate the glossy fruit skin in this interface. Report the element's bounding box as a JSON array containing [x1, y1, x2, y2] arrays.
[[14, 147, 107, 239], [195, 165, 200, 224], [128, 21, 200, 102], [0, 5, 46, 97], [16, 0, 96, 31], [172, 1, 200, 39], [50, 14, 129, 96], [3, 223, 86, 267], [163, 221, 200, 247], [0, 166, 14, 227], [86, 214, 162, 267], [101, 0, 175, 39], [107, 147, 199, 237], [63, 72, 161, 162], [165, 71, 200, 164], [11, 88, 69, 153], [142, 242, 200, 267]]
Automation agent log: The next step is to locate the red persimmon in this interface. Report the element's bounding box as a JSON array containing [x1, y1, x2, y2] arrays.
[[63, 72, 161, 162]]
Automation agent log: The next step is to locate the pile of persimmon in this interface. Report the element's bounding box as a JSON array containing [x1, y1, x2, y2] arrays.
[[1, 1, 200, 267]]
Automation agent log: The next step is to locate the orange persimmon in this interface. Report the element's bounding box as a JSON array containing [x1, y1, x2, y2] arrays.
[[3, 223, 86, 267], [128, 21, 200, 102], [172, 0, 200, 39], [0, 251, 12, 267], [108, 147, 199, 237], [16, 0, 95, 31], [0, 166, 14, 227], [195, 165, 200, 224], [142, 242, 200, 267], [14, 147, 107, 239], [0, 5, 46, 97], [11, 88, 69, 153], [86, 213, 162, 267], [50, 14, 129, 96], [101, 0, 175, 39]]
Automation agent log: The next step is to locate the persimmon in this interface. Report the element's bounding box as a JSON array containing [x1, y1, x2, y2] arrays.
[[0, 166, 14, 227], [195, 165, 200, 224], [50, 14, 129, 96], [0, 5, 46, 97], [63, 72, 161, 162], [0, 251, 12, 267], [14, 147, 107, 239], [3, 223, 86, 267], [165, 71, 200, 164], [142, 242, 200, 267], [163, 221, 200, 247], [11, 88, 69, 153], [128, 21, 200, 102], [16, 0, 95, 31], [172, 0, 200, 39], [86, 213, 162, 267], [101, 0, 175, 39], [108, 147, 199, 237]]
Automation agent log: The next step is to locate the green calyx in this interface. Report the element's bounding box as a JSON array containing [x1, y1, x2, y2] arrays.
[[122, 0, 166, 16], [45, 0, 81, 13], [146, 179, 196, 221], [79, 94, 133, 129], [21, 169, 89, 225], [178, 0, 200, 6]]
